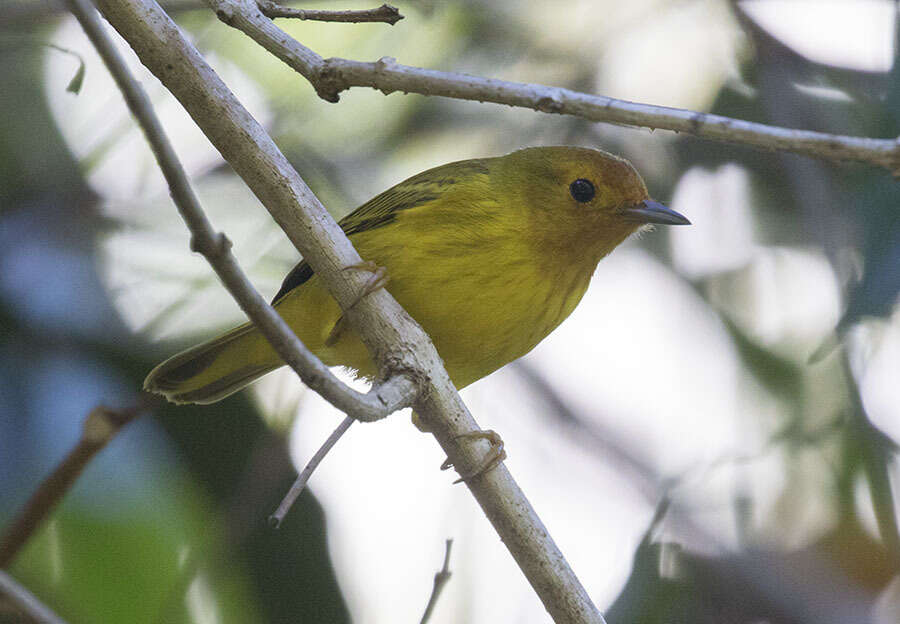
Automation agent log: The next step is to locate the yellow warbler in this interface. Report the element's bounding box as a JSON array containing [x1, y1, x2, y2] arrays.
[[144, 146, 689, 404]]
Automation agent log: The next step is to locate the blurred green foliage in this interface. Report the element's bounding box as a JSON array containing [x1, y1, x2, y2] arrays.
[[1, 1, 899, 623]]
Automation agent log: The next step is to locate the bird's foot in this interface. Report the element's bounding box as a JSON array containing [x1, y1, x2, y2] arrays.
[[343, 260, 389, 309], [441, 429, 506, 484]]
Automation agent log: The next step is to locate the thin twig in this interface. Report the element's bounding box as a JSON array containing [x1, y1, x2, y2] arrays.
[[840, 348, 900, 566], [257, 1, 402, 25], [269, 415, 354, 528], [0, 571, 69, 624], [207, 0, 900, 174], [0, 404, 143, 568], [420, 539, 453, 624], [91, 0, 609, 619], [64, 0, 417, 423]]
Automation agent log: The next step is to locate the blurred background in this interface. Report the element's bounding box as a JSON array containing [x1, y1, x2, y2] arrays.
[[2, 0, 899, 622]]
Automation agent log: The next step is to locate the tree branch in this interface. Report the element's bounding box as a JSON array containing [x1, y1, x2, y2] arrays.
[[1, 0, 203, 28], [65, 0, 416, 423], [1, 0, 403, 27], [90, 0, 606, 621], [0, 571, 69, 624], [207, 0, 900, 175], [420, 539, 453, 624], [840, 349, 900, 566], [256, 1, 403, 25], [269, 415, 354, 528], [0, 405, 142, 568]]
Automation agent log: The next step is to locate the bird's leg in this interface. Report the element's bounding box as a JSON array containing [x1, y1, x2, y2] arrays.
[[324, 262, 389, 347], [343, 260, 389, 309], [441, 430, 507, 484]]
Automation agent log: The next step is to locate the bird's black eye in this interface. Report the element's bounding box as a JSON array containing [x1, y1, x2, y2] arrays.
[[569, 178, 595, 203]]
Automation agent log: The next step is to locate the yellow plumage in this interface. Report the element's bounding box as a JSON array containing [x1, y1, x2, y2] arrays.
[[144, 146, 689, 404]]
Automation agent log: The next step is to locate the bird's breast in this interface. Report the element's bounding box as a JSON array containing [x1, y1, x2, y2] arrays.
[[381, 238, 594, 388]]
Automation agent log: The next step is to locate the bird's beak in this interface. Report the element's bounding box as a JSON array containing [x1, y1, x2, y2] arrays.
[[621, 199, 691, 225]]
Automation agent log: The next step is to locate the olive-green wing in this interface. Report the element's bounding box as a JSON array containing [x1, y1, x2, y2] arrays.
[[271, 159, 489, 305]]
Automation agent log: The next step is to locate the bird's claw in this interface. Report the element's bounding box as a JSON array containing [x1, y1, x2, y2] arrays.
[[441, 429, 507, 484], [343, 261, 389, 309]]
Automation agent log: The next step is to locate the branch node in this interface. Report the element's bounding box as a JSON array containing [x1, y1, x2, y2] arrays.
[[82, 406, 118, 444], [372, 56, 398, 95], [375, 55, 396, 69], [370, 372, 419, 414], [190, 232, 232, 255], [536, 92, 563, 114], [314, 58, 344, 102], [689, 111, 704, 134], [214, 3, 235, 25], [380, 4, 403, 26], [216, 231, 233, 253]]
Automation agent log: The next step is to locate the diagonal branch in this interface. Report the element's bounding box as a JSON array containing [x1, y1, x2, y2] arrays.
[[269, 415, 354, 527], [66, 0, 416, 423], [90, 0, 607, 621], [0, 571, 69, 624], [0, 404, 143, 568], [207, 0, 900, 175]]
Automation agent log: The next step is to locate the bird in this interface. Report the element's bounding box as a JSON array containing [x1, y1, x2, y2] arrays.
[[144, 146, 690, 405]]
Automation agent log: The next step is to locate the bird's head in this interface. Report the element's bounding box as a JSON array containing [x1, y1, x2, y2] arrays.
[[496, 146, 690, 262]]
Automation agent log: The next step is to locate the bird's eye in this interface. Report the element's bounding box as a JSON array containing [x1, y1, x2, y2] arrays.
[[569, 179, 595, 203]]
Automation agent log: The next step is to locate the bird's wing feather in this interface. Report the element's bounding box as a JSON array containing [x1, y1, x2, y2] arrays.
[[271, 159, 489, 305], [271, 261, 314, 305]]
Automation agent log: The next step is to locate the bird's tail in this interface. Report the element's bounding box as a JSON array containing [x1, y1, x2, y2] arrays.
[[143, 322, 283, 404]]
